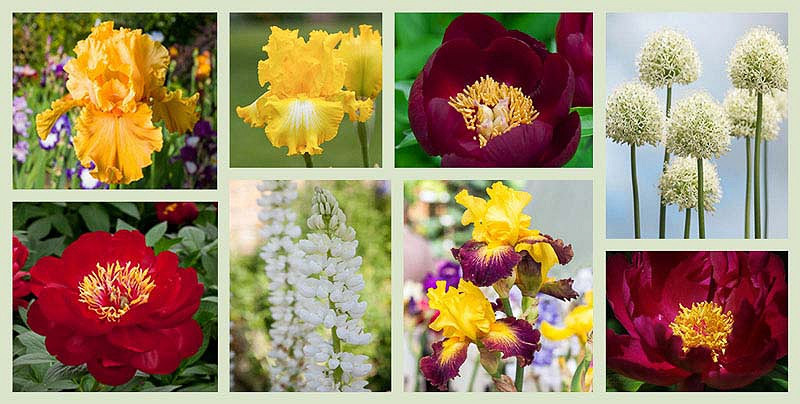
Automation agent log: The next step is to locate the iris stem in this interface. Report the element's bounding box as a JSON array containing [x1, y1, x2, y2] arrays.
[[357, 121, 370, 167], [630, 145, 641, 239], [659, 85, 672, 239], [302, 152, 314, 168], [149, 155, 156, 189], [499, 297, 524, 392], [684, 208, 691, 239], [697, 158, 705, 239], [467, 356, 481, 392], [754, 92, 763, 239], [744, 137, 751, 239], [763, 140, 769, 238]]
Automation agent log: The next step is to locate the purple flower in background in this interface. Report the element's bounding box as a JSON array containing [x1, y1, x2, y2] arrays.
[[77, 162, 108, 189], [13, 141, 29, 163], [13, 65, 37, 86], [533, 344, 555, 366], [13, 96, 32, 136], [39, 114, 70, 150], [422, 260, 462, 293], [193, 119, 215, 138], [537, 295, 562, 326]]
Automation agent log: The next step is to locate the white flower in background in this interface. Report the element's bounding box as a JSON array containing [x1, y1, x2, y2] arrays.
[[666, 91, 731, 159], [606, 81, 664, 147], [659, 157, 722, 212], [637, 28, 701, 88], [728, 26, 788, 94], [723, 88, 781, 141], [257, 180, 311, 391], [296, 186, 372, 392]]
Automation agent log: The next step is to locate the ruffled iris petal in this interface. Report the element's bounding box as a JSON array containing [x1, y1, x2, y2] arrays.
[[451, 240, 520, 287], [420, 337, 470, 391], [152, 88, 200, 134], [481, 317, 541, 367], [262, 96, 345, 156], [35, 95, 81, 139]]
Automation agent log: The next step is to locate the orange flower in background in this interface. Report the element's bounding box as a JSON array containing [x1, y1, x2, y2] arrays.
[[35, 21, 200, 184], [195, 50, 212, 81]]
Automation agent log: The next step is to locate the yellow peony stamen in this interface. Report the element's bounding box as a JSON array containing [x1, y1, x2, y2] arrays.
[[78, 261, 156, 322], [669, 301, 734, 362], [449, 75, 539, 147]]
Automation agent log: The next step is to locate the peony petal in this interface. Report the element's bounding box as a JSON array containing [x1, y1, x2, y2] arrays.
[[424, 97, 481, 158], [35, 95, 81, 139], [407, 74, 437, 154], [451, 240, 520, 287], [424, 39, 485, 100], [484, 37, 543, 94], [442, 14, 508, 49], [538, 110, 581, 167], [482, 317, 541, 367], [419, 337, 470, 391], [86, 357, 137, 386], [607, 330, 690, 386], [532, 54, 574, 124], [479, 122, 553, 167], [261, 96, 345, 156], [152, 88, 200, 134]]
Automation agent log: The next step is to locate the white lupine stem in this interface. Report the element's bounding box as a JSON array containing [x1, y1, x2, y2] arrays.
[[257, 180, 311, 391], [297, 187, 372, 392]]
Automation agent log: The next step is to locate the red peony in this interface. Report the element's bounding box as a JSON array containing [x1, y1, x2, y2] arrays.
[[13, 236, 31, 310], [27, 230, 204, 386], [607, 251, 787, 390], [556, 13, 593, 107], [155, 202, 199, 225], [408, 13, 581, 167]]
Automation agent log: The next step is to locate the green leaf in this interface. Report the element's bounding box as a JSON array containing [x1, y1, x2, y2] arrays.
[[145, 221, 168, 247], [44, 363, 87, 383], [179, 226, 206, 251], [141, 385, 180, 392], [110, 202, 141, 220], [78, 204, 110, 232], [44, 379, 79, 391], [49, 214, 73, 238], [116, 218, 136, 232], [606, 371, 645, 392], [27, 217, 52, 241], [570, 356, 591, 392], [395, 129, 419, 149], [178, 383, 218, 392], [17, 331, 46, 353], [154, 236, 183, 254], [201, 252, 218, 283], [13, 352, 56, 366]]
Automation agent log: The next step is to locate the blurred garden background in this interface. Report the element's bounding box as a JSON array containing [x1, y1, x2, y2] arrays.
[[12, 13, 217, 189], [403, 180, 593, 391], [229, 180, 391, 391], [395, 13, 593, 168], [229, 14, 383, 168]]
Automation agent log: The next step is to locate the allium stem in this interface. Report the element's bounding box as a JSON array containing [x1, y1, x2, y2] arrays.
[[684, 208, 691, 239], [357, 121, 370, 168], [744, 137, 752, 238], [302, 152, 314, 168], [763, 140, 769, 238], [754, 93, 763, 239], [659, 85, 672, 239], [697, 158, 705, 239], [630, 145, 641, 239]]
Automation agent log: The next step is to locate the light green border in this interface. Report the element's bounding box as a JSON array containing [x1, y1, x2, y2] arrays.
[[2, 0, 796, 401]]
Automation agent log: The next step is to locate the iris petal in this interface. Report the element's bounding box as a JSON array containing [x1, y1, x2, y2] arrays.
[[481, 317, 541, 367], [420, 337, 470, 391], [451, 240, 520, 287]]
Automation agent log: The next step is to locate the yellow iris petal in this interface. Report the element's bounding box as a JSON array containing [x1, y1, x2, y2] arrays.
[[35, 95, 81, 139], [73, 103, 163, 184], [455, 181, 535, 246], [236, 92, 270, 128], [515, 239, 559, 280], [541, 291, 593, 344], [337, 24, 383, 100], [152, 88, 200, 134], [427, 279, 495, 341], [262, 96, 345, 156]]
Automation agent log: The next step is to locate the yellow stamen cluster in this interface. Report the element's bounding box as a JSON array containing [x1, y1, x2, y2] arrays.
[[669, 301, 734, 362], [162, 203, 179, 215], [78, 261, 156, 322], [449, 76, 538, 147]]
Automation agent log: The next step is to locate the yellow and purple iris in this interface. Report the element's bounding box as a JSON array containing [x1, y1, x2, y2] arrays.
[[420, 279, 540, 390]]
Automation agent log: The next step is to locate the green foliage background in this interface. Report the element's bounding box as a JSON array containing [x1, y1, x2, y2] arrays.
[[230, 181, 391, 391], [12, 202, 219, 392], [394, 13, 592, 168], [229, 14, 383, 168]]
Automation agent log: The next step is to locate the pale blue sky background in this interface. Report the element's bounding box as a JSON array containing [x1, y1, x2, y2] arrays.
[[606, 13, 788, 239]]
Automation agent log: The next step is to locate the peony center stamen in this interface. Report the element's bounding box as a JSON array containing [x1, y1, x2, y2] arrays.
[[448, 75, 538, 147], [78, 261, 155, 322], [669, 301, 734, 362]]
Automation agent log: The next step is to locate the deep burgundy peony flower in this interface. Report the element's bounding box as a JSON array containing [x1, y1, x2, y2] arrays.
[[607, 251, 787, 391], [408, 13, 581, 167], [155, 202, 199, 225], [13, 236, 31, 310], [27, 230, 204, 385], [556, 13, 593, 107]]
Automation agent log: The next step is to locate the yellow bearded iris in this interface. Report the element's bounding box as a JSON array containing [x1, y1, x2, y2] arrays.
[[336, 24, 382, 122], [35, 21, 200, 184], [541, 291, 594, 344], [237, 27, 371, 156], [428, 279, 495, 341]]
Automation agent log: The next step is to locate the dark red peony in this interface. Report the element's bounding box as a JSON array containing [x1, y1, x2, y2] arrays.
[[607, 252, 787, 390], [13, 236, 31, 310], [408, 13, 581, 167], [556, 13, 593, 107], [27, 230, 204, 386], [155, 202, 199, 225]]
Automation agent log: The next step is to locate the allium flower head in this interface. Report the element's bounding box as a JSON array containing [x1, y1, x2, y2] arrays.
[[658, 157, 722, 212], [605, 81, 664, 147], [35, 21, 200, 184], [637, 29, 701, 88], [723, 88, 781, 141], [336, 24, 382, 117], [666, 91, 731, 159], [236, 27, 372, 156], [728, 27, 788, 93]]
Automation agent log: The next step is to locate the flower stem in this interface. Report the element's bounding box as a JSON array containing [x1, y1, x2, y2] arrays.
[[754, 92, 763, 239], [684, 208, 691, 239], [744, 137, 751, 239], [697, 158, 705, 239], [659, 85, 672, 239], [302, 152, 314, 168], [467, 356, 481, 392], [763, 140, 769, 238], [357, 121, 369, 167], [498, 297, 524, 392], [149, 156, 157, 189], [630, 145, 641, 239]]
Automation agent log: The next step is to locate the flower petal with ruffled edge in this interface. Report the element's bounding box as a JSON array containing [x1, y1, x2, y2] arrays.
[[151, 88, 200, 134], [427, 279, 494, 341], [73, 103, 163, 184], [261, 96, 345, 156], [337, 24, 383, 100], [35, 95, 82, 139], [420, 337, 470, 391], [481, 317, 541, 367], [451, 240, 521, 287]]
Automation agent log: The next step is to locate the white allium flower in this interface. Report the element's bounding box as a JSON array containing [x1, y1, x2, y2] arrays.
[[723, 88, 781, 141], [606, 81, 664, 147], [637, 28, 701, 88], [297, 187, 372, 392], [257, 180, 313, 391], [728, 26, 788, 93], [666, 91, 731, 159], [658, 157, 722, 212], [773, 89, 788, 120]]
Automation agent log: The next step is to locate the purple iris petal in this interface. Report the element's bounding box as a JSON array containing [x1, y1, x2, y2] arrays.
[[193, 119, 215, 138], [180, 145, 198, 162], [422, 260, 462, 292]]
